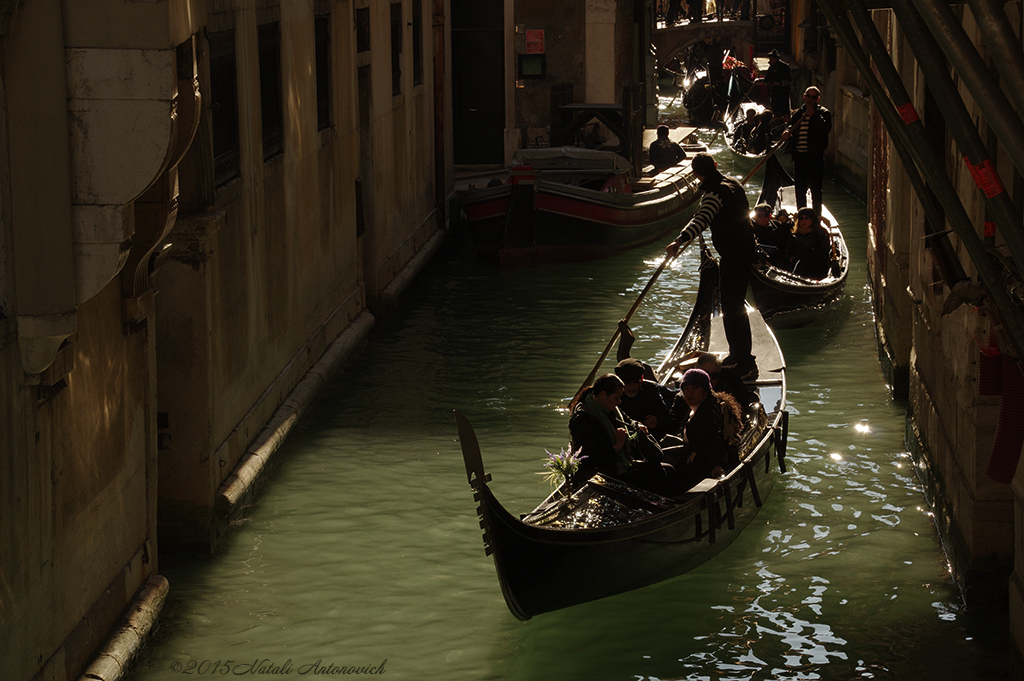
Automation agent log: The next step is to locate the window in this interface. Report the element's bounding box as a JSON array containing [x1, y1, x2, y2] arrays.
[[412, 0, 423, 86], [390, 2, 402, 96], [356, 7, 371, 53], [259, 22, 284, 160], [315, 14, 332, 130], [209, 29, 240, 186]]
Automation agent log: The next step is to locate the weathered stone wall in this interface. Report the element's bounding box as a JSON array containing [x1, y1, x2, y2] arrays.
[[156, 0, 443, 549], [1, 275, 158, 681], [861, 4, 1021, 649]]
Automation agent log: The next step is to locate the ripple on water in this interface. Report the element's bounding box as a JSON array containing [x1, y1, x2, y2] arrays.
[[126, 131, 1007, 681]]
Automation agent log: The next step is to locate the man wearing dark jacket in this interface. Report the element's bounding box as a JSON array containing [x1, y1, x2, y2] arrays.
[[783, 86, 832, 217], [762, 49, 791, 120], [665, 153, 756, 379], [614, 358, 679, 440]]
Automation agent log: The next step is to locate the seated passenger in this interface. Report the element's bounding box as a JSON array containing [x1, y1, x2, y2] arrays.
[[648, 125, 687, 173], [663, 368, 743, 489], [747, 110, 774, 155], [751, 202, 793, 266], [694, 352, 756, 410], [614, 358, 680, 441], [785, 207, 832, 279], [569, 373, 676, 495], [731, 109, 757, 152]]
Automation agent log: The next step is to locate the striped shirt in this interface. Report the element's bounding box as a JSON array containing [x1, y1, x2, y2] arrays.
[[795, 114, 811, 153], [678, 192, 723, 244]]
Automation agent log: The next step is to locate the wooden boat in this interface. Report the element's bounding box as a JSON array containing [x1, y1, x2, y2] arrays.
[[682, 71, 722, 124], [724, 101, 781, 168], [456, 147, 704, 265], [455, 248, 789, 620], [749, 155, 850, 327]]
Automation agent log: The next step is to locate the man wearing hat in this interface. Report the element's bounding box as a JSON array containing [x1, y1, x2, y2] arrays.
[[665, 153, 757, 379], [762, 49, 792, 121], [648, 124, 687, 173], [614, 358, 679, 440]]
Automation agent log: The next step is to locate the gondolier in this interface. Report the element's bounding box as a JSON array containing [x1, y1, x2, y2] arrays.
[[666, 153, 756, 379], [761, 49, 791, 121], [781, 86, 832, 218]]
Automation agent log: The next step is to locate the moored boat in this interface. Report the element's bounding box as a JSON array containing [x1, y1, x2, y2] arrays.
[[456, 147, 705, 265], [455, 248, 788, 619], [749, 155, 850, 327]]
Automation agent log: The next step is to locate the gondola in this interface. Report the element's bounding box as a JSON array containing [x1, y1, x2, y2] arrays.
[[748, 155, 850, 327], [455, 247, 788, 620], [681, 71, 722, 125], [723, 101, 780, 169], [456, 147, 704, 265]]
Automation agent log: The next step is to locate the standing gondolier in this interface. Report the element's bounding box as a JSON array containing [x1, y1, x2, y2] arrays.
[[761, 49, 792, 121], [781, 86, 832, 218], [665, 153, 757, 379]]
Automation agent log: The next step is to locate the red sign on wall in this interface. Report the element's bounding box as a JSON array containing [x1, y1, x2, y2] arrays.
[[526, 29, 545, 54]]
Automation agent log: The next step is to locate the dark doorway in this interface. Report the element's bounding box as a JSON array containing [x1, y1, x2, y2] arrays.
[[451, 0, 504, 164]]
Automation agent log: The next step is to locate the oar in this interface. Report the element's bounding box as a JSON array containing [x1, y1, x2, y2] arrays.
[[738, 135, 787, 186], [738, 111, 803, 186], [577, 243, 691, 393]]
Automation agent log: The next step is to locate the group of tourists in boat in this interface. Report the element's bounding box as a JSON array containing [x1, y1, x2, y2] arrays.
[[569, 350, 752, 500]]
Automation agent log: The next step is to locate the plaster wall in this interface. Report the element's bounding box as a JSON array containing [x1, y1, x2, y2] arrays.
[[156, 0, 441, 548], [361, 0, 439, 306], [514, 0, 586, 135], [0, 282, 158, 681]]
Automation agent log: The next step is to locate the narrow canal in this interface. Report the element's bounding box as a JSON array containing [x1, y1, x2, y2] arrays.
[[128, 133, 1009, 680]]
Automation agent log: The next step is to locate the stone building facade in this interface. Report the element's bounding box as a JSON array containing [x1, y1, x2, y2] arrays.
[[0, 0, 452, 679]]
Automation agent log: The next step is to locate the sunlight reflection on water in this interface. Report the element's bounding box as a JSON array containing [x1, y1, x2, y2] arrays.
[[126, 129, 1008, 681]]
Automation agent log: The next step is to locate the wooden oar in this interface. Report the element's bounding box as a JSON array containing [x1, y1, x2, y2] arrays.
[[577, 243, 691, 393], [739, 111, 803, 186], [738, 137, 784, 186]]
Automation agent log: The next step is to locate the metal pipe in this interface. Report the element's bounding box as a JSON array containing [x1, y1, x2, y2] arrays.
[[888, 0, 1024, 275], [966, 0, 1024, 119], [814, 0, 1024, 359], [908, 0, 1024, 177]]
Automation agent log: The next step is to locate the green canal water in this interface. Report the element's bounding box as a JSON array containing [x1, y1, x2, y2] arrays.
[[127, 131, 1010, 680]]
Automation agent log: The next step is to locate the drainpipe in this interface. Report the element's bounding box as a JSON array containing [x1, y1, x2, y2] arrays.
[[813, 0, 1024, 360], [965, 0, 1024, 119], [907, 0, 1024, 177], [886, 0, 1024, 282]]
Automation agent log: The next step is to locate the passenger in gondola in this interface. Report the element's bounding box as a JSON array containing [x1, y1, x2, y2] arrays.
[[751, 202, 793, 267], [614, 358, 680, 441], [695, 353, 756, 411], [747, 110, 774, 155], [569, 374, 677, 495], [785, 207, 832, 279], [648, 125, 687, 173], [663, 368, 743, 488], [732, 108, 757, 152]]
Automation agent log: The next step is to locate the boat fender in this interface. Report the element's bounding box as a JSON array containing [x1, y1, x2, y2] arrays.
[[986, 356, 1024, 483], [977, 319, 1002, 396]]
